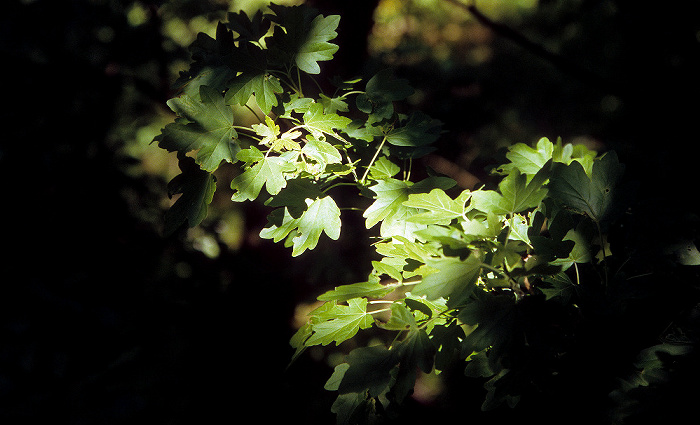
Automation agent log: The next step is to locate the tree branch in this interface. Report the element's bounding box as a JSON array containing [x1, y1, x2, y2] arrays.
[[445, 0, 618, 96]]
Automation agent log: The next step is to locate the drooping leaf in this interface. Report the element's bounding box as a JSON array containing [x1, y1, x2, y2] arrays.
[[163, 154, 217, 235], [156, 85, 239, 172]]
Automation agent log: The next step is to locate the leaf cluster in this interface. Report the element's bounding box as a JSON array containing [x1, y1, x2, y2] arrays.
[[152, 4, 700, 423]]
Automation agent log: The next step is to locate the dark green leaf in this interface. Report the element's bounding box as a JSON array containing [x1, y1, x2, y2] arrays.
[[268, 5, 340, 74], [163, 155, 217, 235], [548, 151, 625, 223], [156, 85, 239, 172]]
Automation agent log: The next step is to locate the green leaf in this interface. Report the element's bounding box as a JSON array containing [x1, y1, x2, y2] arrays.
[[380, 303, 417, 331], [225, 72, 283, 115], [302, 103, 352, 138], [458, 289, 517, 361], [538, 272, 577, 304], [363, 179, 412, 229], [336, 344, 398, 397], [356, 69, 414, 119], [173, 23, 237, 96], [291, 196, 342, 256], [301, 135, 343, 166], [268, 5, 340, 74], [259, 207, 300, 242], [363, 177, 455, 231], [156, 85, 239, 172], [163, 155, 217, 235], [305, 298, 375, 346], [390, 329, 436, 403], [226, 9, 270, 42], [251, 115, 280, 145], [230, 154, 295, 201], [470, 164, 549, 216], [548, 151, 625, 223], [502, 137, 553, 177], [385, 111, 442, 151], [403, 188, 464, 225], [318, 278, 396, 302], [507, 213, 532, 246], [413, 254, 482, 306], [368, 157, 400, 180]]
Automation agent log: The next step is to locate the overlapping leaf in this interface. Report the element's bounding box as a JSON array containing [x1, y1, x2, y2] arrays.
[[549, 151, 625, 223], [156, 85, 239, 172], [230, 147, 295, 201]]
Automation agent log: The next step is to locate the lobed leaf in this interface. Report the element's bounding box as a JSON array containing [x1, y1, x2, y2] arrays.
[[156, 85, 239, 172]]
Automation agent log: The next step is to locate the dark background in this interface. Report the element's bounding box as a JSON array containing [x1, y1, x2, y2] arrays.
[[1, 0, 699, 424]]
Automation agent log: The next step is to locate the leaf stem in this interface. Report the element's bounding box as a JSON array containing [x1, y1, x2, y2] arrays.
[[360, 134, 388, 184]]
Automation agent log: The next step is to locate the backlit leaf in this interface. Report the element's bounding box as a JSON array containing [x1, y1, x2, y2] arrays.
[[305, 298, 375, 346]]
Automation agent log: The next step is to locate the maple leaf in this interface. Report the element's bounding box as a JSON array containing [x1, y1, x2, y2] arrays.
[[268, 5, 340, 74], [363, 177, 455, 231], [413, 254, 482, 307], [548, 151, 626, 223], [230, 149, 295, 201], [163, 154, 217, 236], [305, 298, 374, 346], [356, 69, 414, 119], [403, 188, 465, 225], [470, 164, 549, 216], [260, 195, 341, 256], [156, 85, 240, 172], [302, 102, 352, 138], [291, 196, 342, 256], [225, 71, 283, 115], [226, 9, 270, 42]]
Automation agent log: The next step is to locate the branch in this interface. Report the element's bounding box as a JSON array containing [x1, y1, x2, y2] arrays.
[[446, 0, 618, 95]]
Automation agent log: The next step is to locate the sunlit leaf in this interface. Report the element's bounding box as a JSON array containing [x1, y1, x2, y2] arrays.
[[305, 298, 375, 346]]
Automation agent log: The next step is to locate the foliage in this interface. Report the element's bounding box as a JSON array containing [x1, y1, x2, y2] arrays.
[[153, 3, 699, 424]]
